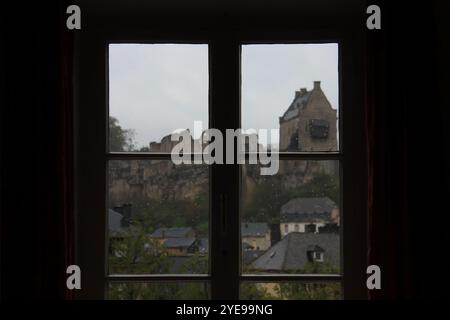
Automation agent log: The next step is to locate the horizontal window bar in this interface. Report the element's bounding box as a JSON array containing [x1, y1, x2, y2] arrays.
[[245, 152, 342, 160], [240, 274, 342, 282], [107, 152, 181, 160], [106, 274, 210, 282], [107, 152, 342, 161]]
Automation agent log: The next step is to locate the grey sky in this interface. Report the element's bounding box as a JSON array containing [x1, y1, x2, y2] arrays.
[[109, 43, 338, 149]]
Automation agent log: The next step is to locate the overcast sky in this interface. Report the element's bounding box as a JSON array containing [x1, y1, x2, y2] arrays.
[[109, 43, 338, 149]]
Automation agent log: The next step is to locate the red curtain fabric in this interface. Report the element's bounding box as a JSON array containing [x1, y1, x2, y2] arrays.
[[58, 2, 75, 300], [365, 1, 450, 299]]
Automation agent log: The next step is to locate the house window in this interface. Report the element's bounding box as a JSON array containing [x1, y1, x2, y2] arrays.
[[314, 251, 324, 262], [76, 13, 367, 300]]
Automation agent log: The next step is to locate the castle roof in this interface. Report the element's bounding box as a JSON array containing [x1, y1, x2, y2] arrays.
[[281, 90, 312, 121]]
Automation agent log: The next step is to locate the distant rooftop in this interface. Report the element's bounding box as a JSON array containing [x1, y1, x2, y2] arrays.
[[150, 227, 194, 238], [280, 197, 337, 222], [108, 209, 123, 233], [241, 223, 270, 237], [251, 232, 339, 272], [281, 89, 312, 121], [163, 237, 196, 248]]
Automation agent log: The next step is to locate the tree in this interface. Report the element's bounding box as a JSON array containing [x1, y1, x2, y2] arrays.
[[275, 262, 341, 300], [109, 229, 170, 275], [109, 116, 136, 151], [242, 173, 339, 223], [240, 283, 273, 300], [108, 223, 210, 300], [108, 225, 172, 299]]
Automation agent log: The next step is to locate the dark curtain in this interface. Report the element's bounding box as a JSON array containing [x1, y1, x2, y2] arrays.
[[366, 1, 450, 299], [0, 1, 74, 299]]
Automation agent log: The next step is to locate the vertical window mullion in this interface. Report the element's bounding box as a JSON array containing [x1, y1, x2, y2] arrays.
[[209, 37, 240, 300]]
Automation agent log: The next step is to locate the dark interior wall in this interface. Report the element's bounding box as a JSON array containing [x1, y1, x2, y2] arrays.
[[0, 1, 69, 299], [0, 0, 449, 299]]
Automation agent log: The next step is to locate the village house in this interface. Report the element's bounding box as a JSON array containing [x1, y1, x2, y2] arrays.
[[280, 197, 339, 238], [149, 227, 196, 245], [241, 222, 271, 251]]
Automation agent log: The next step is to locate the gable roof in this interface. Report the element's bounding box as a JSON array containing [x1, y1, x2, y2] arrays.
[[150, 227, 194, 238], [251, 232, 339, 272], [108, 209, 124, 233], [163, 237, 196, 248], [197, 238, 208, 253], [280, 197, 337, 222], [281, 90, 312, 121], [241, 223, 270, 237], [243, 250, 266, 265]]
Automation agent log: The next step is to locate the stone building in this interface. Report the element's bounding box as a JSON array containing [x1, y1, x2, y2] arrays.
[[279, 197, 340, 238], [279, 81, 337, 152], [241, 222, 271, 251]]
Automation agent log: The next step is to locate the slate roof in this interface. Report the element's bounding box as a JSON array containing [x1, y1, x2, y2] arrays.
[[280, 197, 337, 223], [198, 238, 209, 254], [163, 237, 196, 248], [108, 209, 123, 233], [150, 227, 194, 238], [281, 90, 312, 121], [241, 223, 270, 237], [243, 250, 266, 265], [251, 232, 339, 272]]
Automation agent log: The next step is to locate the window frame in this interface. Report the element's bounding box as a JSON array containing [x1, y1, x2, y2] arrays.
[[75, 18, 367, 300]]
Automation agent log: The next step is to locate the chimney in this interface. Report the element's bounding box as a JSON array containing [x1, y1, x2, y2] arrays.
[[313, 81, 321, 90], [295, 88, 308, 98], [318, 223, 339, 234], [269, 223, 281, 245]]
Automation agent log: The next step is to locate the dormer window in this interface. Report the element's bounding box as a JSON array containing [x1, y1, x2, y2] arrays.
[[307, 245, 325, 263], [313, 251, 324, 262]]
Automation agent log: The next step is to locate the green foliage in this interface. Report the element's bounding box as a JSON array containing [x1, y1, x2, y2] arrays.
[[108, 227, 209, 300], [180, 253, 208, 274], [108, 227, 170, 274], [108, 282, 208, 300], [109, 116, 136, 152], [241, 262, 340, 300], [243, 173, 339, 223], [240, 283, 271, 300], [129, 193, 208, 235], [276, 282, 341, 300]]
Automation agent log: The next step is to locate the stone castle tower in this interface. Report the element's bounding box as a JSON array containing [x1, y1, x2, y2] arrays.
[[279, 81, 337, 152]]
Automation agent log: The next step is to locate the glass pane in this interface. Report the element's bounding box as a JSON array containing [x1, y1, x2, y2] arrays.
[[241, 160, 340, 274], [108, 282, 209, 300], [108, 160, 209, 274], [240, 282, 341, 300], [241, 44, 339, 152], [108, 44, 208, 152]]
